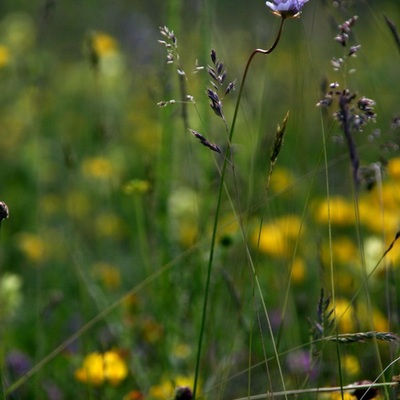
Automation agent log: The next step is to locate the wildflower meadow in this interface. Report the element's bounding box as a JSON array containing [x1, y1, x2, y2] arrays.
[[1, 0, 400, 399]]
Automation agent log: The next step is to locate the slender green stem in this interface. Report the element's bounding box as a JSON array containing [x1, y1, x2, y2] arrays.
[[228, 17, 286, 145], [231, 381, 399, 400], [192, 16, 286, 400]]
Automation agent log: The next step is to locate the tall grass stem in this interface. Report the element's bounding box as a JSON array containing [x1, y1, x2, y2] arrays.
[[193, 16, 286, 400]]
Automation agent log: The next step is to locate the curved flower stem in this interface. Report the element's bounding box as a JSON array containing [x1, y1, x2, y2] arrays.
[[192, 16, 286, 400], [229, 16, 286, 145]]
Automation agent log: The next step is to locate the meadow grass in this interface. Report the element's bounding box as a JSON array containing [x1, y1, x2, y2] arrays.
[[1, 1, 400, 399]]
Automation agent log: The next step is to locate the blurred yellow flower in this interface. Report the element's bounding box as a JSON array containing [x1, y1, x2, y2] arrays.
[[329, 392, 356, 400], [95, 213, 125, 238], [327, 385, 382, 400], [358, 182, 400, 233], [171, 343, 191, 360], [2, 13, 37, 53], [341, 354, 360, 377], [377, 182, 400, 212], [255, 215, 303, 257], [92, 262, 121, 290], [0, 45, 10, 67], [178, 219, 198, 248], [86, 31, 125, 79], [334, 299, 389, 333], [17, 233, 46, 263], [314, 197, 355, 226], [149, 375, 196, 400], [330, 237, 358, 265], [123, 179, 151, 195], [82, 156, 114, 181], [387, 157, 400, 180], [359, 304, 389, 332], [75, 350, 128, 386], [269, 167, 296, 193], [218, 213, 240, 241], [334, 298, 355, 333], [290, 257, 306, 283], [92, 32, 119, 56]]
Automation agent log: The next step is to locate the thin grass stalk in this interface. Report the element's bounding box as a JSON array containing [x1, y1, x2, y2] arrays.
[[233, 116, 289, 398], [133, 195, 152, 275], [247, 289, 256, 398], [316, 104, 350, 398], [351, 184, 388, 396], [193, 17, 286, 400], [230, 381, 399, 400]]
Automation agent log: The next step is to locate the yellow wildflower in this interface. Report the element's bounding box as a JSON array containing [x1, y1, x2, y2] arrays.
[[149, 375, 196, 400], [334, 299, 389, 333], [219, 214, 240, 236], [358, 304, 389, 332], [379, 182, 400, 212], [2, 13, 37, 52], [334, 298, 355, 333], [95, 213, 125, 238], [178, 219, 199, 248], [82, 156, 114, 181], [91, 32, 118, 56], [17, 233, 46, 263], [92, 262, 121, 290], [331, 237, 358, 264], [171, 343, 191, 360], [255, 215, 303, 257], [0, 45, 11, 68], [290, 257, 306, 283], [341, 354, 360, 377], [314, 197, 355, 226], [329, 392, 356, 400], [269, 167, 296, 193], [387, 157, 400, 180], [358, 188, 400, 235], [75, 350, 128, 386], [123, 179, 151, 195], [327, 385, 382, 400]]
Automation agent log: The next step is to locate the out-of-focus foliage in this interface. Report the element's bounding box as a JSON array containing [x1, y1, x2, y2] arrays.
[[0, 1, 399, 399]]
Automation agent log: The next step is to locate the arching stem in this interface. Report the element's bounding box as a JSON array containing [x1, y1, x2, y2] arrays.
[[192, 15, 286, 400]]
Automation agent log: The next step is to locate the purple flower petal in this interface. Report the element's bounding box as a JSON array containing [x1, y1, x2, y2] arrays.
[[266, 0, 309, 17]]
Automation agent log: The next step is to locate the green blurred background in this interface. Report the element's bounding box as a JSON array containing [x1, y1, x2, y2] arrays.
[[0, 0, 400, 399]]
